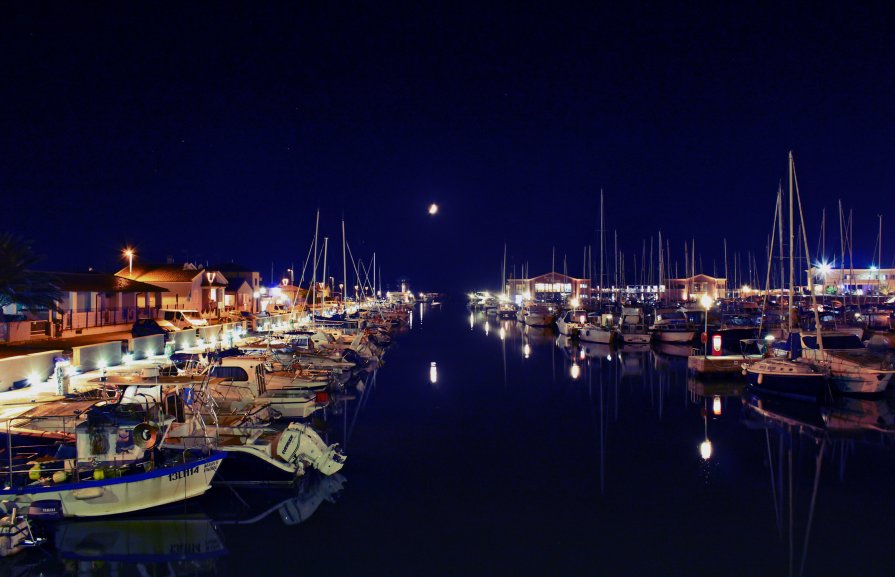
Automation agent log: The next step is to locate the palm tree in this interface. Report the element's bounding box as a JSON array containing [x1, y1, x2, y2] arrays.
[[0, 233, 62, 312]]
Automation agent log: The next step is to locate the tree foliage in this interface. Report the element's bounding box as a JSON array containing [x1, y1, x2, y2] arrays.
[[0, 233, 62, 312]]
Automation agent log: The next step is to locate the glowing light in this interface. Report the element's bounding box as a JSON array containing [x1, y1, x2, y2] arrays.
[[764, 334, 775, 342], [27, 372, 40, 386], [700, 294, 714, 309], [429, 361, 438, 384], [123, 354, 134, 365], [570, 297, 580, 308], [579, 349, 585, 360], [484, 321, 490, 336], [606, 354, 612, 361], [816, 261, 832, 277], [700, 440, 713, 460], [870, 265, 878, 271], [570, 363, 581, 380], [712, 395, 722, 416], [523, 343, 531, 358], [469, 313, 474, 330], [97, 360, 107, 370], [499, 326, 506, 341], [741, 285, 750, 293], [428, 203, 439, 215]]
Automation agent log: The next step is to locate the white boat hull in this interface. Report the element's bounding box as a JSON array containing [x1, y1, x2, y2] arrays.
[[578, 326, 613, 344], [2, 453, 224, 519], [653, 330, 695, 343]]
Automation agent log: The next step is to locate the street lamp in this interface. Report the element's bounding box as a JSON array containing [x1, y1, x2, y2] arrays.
[[700, 293, 713, 358], [123, 248, 134, 276]]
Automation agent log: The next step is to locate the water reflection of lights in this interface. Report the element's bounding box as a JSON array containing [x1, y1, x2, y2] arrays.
[[499, 326, 506, 341], [429, 361, 438, 384], [579, 349, 586, 361], [523, 343, 531, 358], [606, 354, 612, 361], [699, 440, 713, 460], [469, 313, 474, 330], [570, 363, 581, 379], [712, 395, 722, 416], [484, 321, 490, 336]]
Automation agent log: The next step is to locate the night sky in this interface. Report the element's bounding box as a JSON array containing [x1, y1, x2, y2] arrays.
[[2, 3, 893, 292]]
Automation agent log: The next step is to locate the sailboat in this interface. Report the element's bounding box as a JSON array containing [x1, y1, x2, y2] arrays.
[[579, 190, 614, 344], [745, 152, 829, 399]]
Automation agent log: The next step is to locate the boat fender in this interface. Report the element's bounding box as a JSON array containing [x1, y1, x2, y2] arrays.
[[72, 487, 104, 500]]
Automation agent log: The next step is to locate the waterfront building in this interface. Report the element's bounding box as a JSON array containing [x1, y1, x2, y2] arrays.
[[666, 274, 727, 303], [506, 272, 589, 303], [116, 263, 229, 315], [807, 266, 895, 296], [211, 263, 263, 312], [1, 272, 165, 341]]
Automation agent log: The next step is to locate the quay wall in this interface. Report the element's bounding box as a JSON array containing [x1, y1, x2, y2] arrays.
[[130, 335, 165, 359], [0, 350, 62, 392], [72, 342, 123, 372]]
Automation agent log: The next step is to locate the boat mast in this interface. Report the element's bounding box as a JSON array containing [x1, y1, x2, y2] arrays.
[[502, 242, 507, 297], [658, 230, 664, 306], [791, 152, 824, 351], [322, 237, 330, 305], [788, 151, 795, 334], [342, 217, 348, 307], [312, 209, 320, 311], [600, 189, 604, 306]]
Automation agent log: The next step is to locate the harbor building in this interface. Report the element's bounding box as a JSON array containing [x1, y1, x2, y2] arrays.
[[807, 266, 895, 296], [116, 262, 230, 314], [506, 272, 589, 303], [666, 274, 727, 303], [1, 272, 166, 341]]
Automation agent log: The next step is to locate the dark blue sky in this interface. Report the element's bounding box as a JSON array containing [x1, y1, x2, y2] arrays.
[[2, 3, 893, 291]]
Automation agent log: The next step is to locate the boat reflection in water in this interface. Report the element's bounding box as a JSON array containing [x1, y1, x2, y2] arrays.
[[41, 515, 226, 576], [742, 392, 895, 576], [210, 471, 347, 527]]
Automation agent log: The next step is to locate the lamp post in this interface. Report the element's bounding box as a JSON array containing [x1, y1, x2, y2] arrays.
[[124, 248, 134, 276], [700, 293, 713, 358]]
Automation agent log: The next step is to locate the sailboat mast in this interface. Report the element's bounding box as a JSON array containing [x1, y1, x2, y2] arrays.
[[312, 209, 320, 310], [788, 151, 794, 333], [321, 237, 329, 305], [502, 242, 507, 297], [342, 218, 347, 306], [658, 230, 664, 305], [600, 189, 604, 304]]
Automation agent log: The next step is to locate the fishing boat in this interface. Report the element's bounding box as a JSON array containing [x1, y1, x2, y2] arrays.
[[650, 309, 696, 343], [208, 357, 326, 420], [617, 307, 651, 344], [578, 314, 614, 344], [0, 399, 225, 519], [522, 304, 556, 327], [556, 309, 587, 336]]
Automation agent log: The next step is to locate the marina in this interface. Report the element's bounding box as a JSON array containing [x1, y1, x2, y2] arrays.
[[4, 301, 895, 574], [4, 3, 895, 574]]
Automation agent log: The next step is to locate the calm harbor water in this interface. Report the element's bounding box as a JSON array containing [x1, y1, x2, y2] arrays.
[[10, 301, 895, 576]]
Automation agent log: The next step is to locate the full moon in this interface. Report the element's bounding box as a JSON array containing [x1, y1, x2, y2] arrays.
[[428, 203, 439, 215]]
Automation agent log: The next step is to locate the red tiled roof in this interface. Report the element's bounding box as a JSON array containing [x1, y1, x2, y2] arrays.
[[52, 272, 167, 293]]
